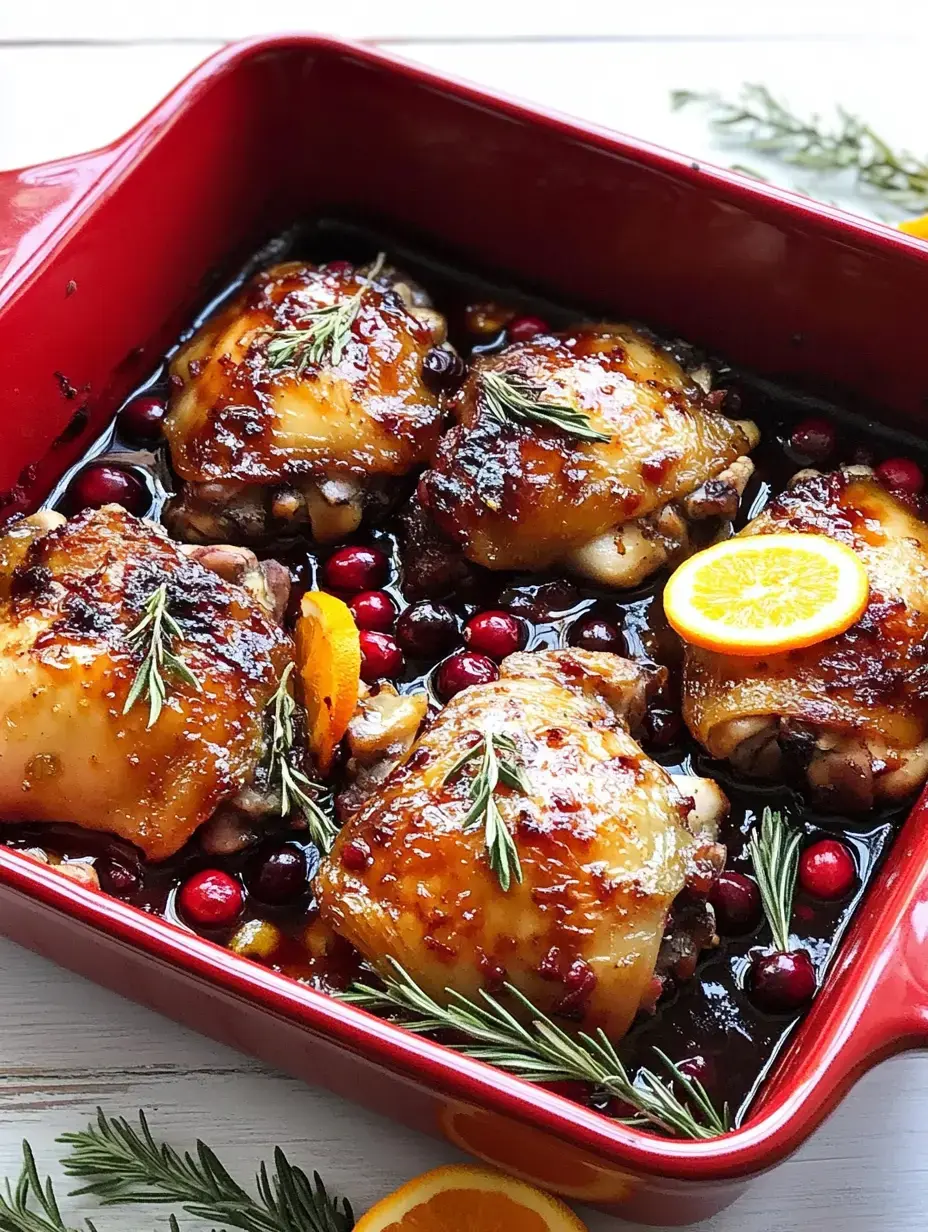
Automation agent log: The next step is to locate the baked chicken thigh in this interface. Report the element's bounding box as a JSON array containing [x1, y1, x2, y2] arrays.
[[316, 649, 727, 1040], [164, 256, 449, 545], [422, 325, 759, 588], [0, 505, 293, 859], [683, 467, 928, 812]]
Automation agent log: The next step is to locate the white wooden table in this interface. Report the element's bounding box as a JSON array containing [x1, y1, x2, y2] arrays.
[[2, 7, 927, 1229]]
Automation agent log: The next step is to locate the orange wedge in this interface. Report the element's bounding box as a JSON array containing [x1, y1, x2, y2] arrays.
[[353, 1164, 588, 1232], [663, 532, 869, 656], [899, 214, 928, 239], [295, 590, 361, 773]]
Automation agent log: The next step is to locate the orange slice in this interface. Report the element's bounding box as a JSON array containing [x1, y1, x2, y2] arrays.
[[295, 590, 361, 773], [353, 1164, 588, 1232], [899, 214, 928, 239], [663, 532, 869, 656]]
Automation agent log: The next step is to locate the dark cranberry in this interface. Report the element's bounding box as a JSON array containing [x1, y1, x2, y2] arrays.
[[875, 456, 925, 496], [247, 843, 308, 906], [464, 610, 525, 659], [323, 545, 389, 593], [710, 871, 762, 934], [97, 859, 140, 897], [326, 259, 353, 275], [422, 347, 466, 395], [646, 708, 682, 749], [67, 463, 148, 515], [395, 601, 460, 657], [799, 839, 856, 900], [507, 315, 548, 343], [503, 580, 579, 621], [178, 869, 243, 928], [348, 589, 397, 632], [788, 417, 836, 464], [341, 838, 372, 872], [359, 630, 404, 681], [117, 394, 167, 442], [569, 615, 626, 655], [750, 949, 816, 1013], [436, 651, 499, 700]]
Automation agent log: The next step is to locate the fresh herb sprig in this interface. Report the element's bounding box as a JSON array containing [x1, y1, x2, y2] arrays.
[[343, 959, 730, 1140], [0, 1141, 100, 1232], [442, 727, 530, 892], [265, 252, 386, 372], [265, 662, 338, 853], [123, 583, 201, 729], [672, 85, 928, 211], [748, 807, 801, 953], [480, 370, 611, 443]]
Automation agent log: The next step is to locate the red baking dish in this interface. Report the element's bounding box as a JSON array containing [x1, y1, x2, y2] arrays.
[[3, 35, 928, 1226]]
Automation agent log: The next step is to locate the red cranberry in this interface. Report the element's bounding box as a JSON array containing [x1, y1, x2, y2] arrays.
[[178, 869, 243, 928], [422, 346, 466, 395], [359, 630, 404, 681], [507, 315, 548, 343], [437, 651, 499, 700], [464, 610, 524, 660], [247, 843, 308, 906], [326, 259, 353, 275], [323, 545, 389, 593], [67, 462, 148, 515], [118, 394, 167, 442], [875, 456, 925, 496], [341, 838, 372, 872], [789, 417, 836, 464], [395, 601, 460, 657], [710, 871, 762, 934], [799, 839, 856, 900], [97, 859, 141, 897], [750, 949, 816, 1013], [348, 590, 397, 632], [569, 616, 626, 655]]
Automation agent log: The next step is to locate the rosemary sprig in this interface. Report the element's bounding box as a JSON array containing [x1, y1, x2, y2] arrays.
[[58, 1109, 353, 1232], [122, 582, 201, 729], [265, 662, 338, 853], [442, 727, 530, 892], [264, 252, 386, 372], [748, 807, 801, 953], [0, 1141, 97, 1232], [342, 959, 730, 1140], [480, 370, 611, 443], [672, 84, 928, 211]]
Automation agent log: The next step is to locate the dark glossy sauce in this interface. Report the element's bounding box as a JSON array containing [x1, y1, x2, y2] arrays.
[[6, 218, 924, 1128]]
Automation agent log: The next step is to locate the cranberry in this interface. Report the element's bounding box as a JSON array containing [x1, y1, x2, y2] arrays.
[[464, 610, 524, 659], [710, 871, 762, 934], [507, 315, 548, 343], [750, 949, 816, 1013], [646, 708, 682, 749], [436, 651, 499, 700], [67, 462, 148, 515], [788, 417, 836, 464], [323, 545, 389, 593], [359, 630, 404, 681], [395, 601, 460, 657], [97, 859, 141, 897], [569, 616, 626, 655], [247, 843, 308, 906], [178, 869, 243, 929], [348, 590, 397, 632], [118, 394, 167, 442], [503, 580, 580, 621], [875, 456, 925, 496], [422, 347, 466, 395], [341, 838, 372, 872], [799, 839, 856, 900], [326, 259, 353, 275]]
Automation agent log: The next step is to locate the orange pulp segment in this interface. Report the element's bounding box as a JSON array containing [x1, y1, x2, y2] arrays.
[[295, 590, 361, 773], [899, 214, 928, 239]]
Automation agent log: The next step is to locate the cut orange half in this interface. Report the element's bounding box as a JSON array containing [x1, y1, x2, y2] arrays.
[[663, 532, 869, 656], [353, 1164, 588, 1232], [295, 590, 361, 773]]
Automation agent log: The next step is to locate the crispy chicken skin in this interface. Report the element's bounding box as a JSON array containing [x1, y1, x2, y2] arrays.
[[683, 467, 928, 812], [316, 650, 727, 1040], [164, 258, 448, 545], [0, 506, 292, 859], [424, 325, 759, 587]]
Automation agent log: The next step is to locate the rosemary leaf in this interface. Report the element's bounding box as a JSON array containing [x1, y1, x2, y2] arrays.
[[0, 1141, 97, 1232], [265, 663, 338, 853], [748, 807, 801, 953], [443, 726, 527, 892], [123, 583, 201, 729], [480, 370, 611, 443]]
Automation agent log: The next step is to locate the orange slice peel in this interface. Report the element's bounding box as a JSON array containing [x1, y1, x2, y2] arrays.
[[663, 532, 869, 656], [295, 590, 361, 773]]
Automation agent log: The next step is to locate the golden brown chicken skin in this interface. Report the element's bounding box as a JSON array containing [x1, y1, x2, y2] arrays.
[[164, 257, 449, 545], [683, 467, 928, 812], [424, 325, 759, 588], [316, 650, 727, 1041], [0, 506, 292, 860]]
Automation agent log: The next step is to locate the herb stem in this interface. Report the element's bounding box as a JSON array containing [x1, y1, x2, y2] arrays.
[[748, 807, 801, 953], [480, 370, 611, 443], [265, 662, 338, 853], [122, 583, 200, 729]]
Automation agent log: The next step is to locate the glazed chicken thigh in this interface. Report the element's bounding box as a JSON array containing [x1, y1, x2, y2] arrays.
[[164, 257, 449, 545], [316, 650, 727, 1041], [683, 467, 928, 812], [423, 325, 759, 588], [0, 505, 292, 859]]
